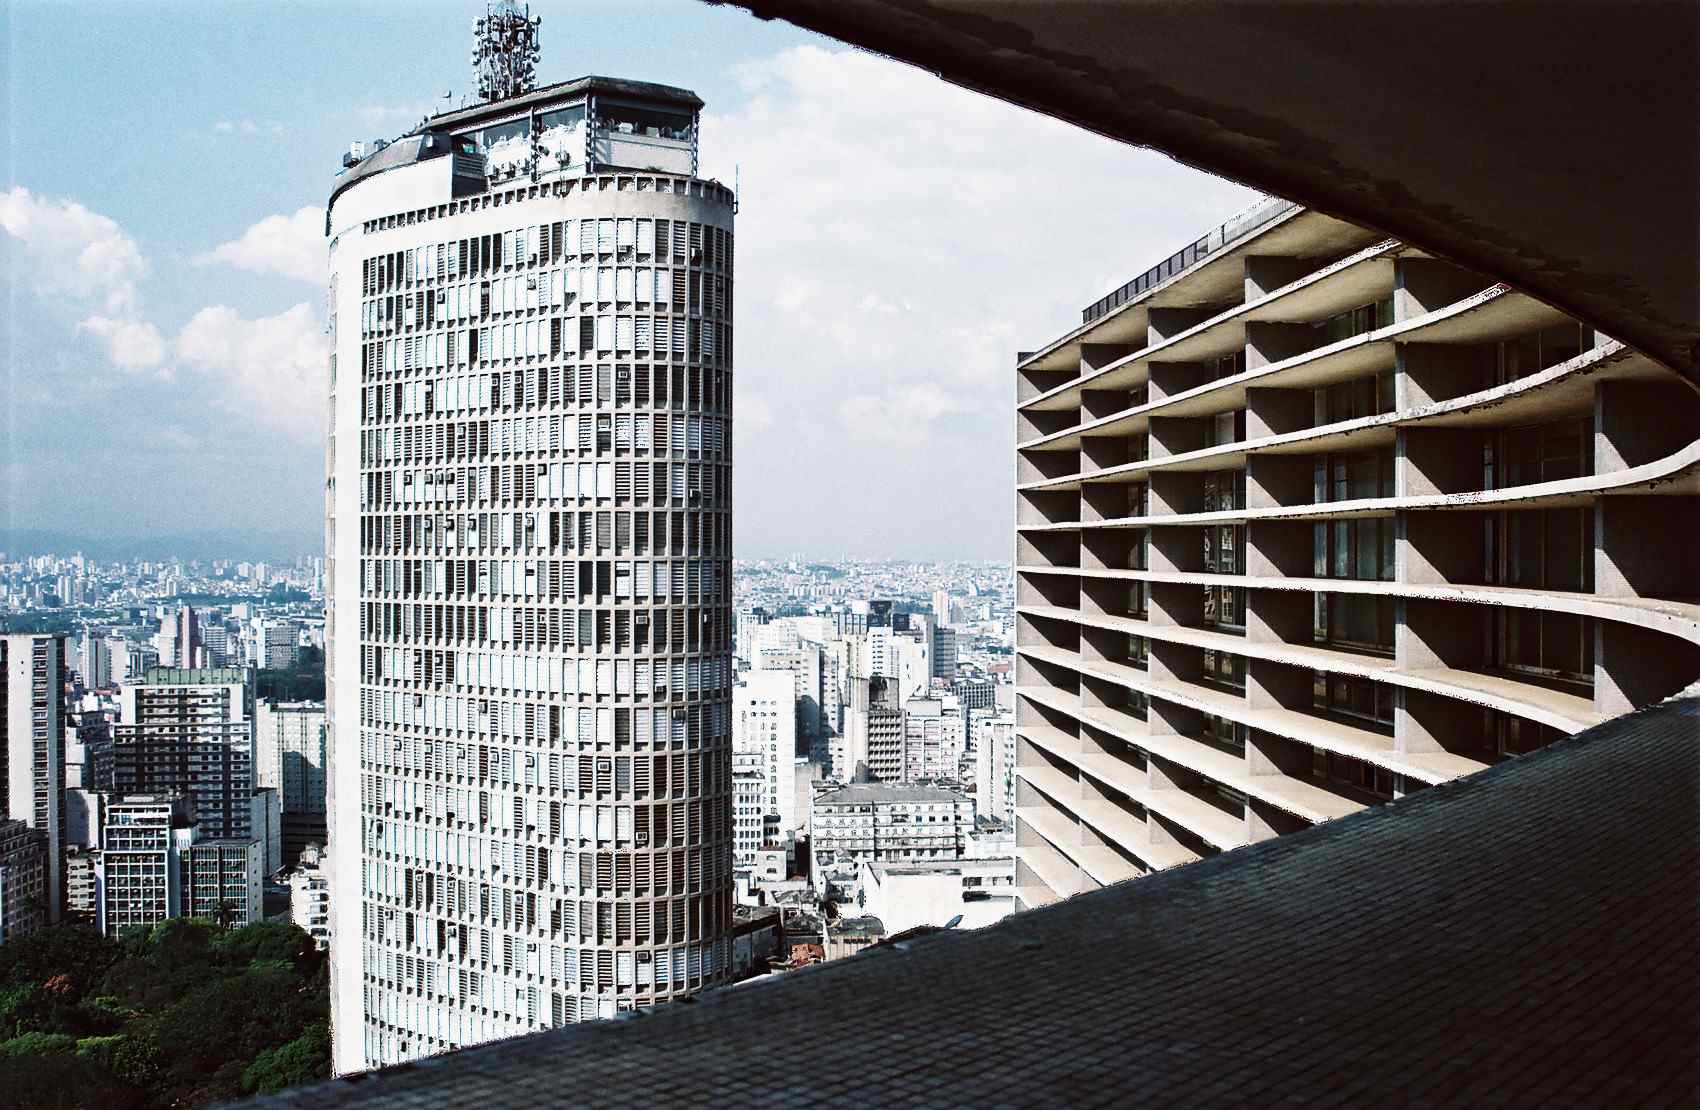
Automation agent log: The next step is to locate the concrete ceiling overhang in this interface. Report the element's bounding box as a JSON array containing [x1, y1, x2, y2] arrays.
[[714, 0, 1700, 382]]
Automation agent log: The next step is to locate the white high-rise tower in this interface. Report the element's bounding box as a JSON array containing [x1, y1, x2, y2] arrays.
[[324, 9, 735, 1071]]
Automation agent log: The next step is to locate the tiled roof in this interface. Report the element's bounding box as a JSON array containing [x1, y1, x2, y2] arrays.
[[245, 692, 1700, 1108]]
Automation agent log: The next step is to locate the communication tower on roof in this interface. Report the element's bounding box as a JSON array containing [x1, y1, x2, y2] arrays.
[[472, 1, 542, 103]]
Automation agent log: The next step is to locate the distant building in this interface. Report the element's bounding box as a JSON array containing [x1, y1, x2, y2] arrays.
[[64, 846, 99, 925], [99, 796, 190, 936], [931, 625, 958, 680], [2, 632, 68, 921], [181, 838, 263, 927], [857, 856, 1017, 935], [810, 782, 975, 897], [843, 676, 902, 783], [254, 701, 328, 866], [169, 606, 202, 668], [734, 671, 799, 837], [732, 759, 766, 871], [255, 620, 299, 670], [901, 697, 954, 783], [0, 819, 48, 943], [289, 843, 331, 950], [974, 715, 1016, 824], [113, 667, 257, 842]]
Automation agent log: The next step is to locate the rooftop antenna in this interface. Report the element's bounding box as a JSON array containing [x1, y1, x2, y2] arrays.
[[472, 1, 542, 104]]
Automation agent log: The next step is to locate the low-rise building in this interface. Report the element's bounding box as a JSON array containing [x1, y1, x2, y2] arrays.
[[0, 819, 48, 943], [810, 782, 975, 897], [288, 842, 331, 950], [857, 856, 1018, 935]]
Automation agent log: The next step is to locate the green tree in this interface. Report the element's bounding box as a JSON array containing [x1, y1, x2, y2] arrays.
[[241, 1022, 331, 1094]]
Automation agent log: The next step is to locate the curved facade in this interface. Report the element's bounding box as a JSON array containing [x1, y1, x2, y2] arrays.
[[1012, 203, 1700, 907], [325, 79, 734, 1071]]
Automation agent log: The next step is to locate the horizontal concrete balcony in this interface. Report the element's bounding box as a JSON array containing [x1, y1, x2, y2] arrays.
[[1020, 264, 1570, 426], [1017, 639, 1534, 782], [1016, 207, 1372, 376], [1020, 239, 1407, 415], [1017, 729, 1202, 871], [1015, 800, 1142, 887]]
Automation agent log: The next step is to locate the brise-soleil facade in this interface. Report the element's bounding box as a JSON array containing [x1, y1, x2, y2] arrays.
[[1012, 200, 1700, 907], [324, 75, 735, 1073]]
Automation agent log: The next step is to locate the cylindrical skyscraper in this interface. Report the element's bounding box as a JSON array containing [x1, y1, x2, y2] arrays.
[[324, 58, 734, 1070]]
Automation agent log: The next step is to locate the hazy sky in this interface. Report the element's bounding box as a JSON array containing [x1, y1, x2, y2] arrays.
[[0, 0, 1259, 560]]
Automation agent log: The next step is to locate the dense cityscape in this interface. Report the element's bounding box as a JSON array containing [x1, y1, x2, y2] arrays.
[[2, 1, 1696, 1107], [0, 546, 1016, 1100]]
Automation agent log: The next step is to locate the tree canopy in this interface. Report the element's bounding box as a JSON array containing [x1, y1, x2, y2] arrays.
[[0, 920, 329, 1109]]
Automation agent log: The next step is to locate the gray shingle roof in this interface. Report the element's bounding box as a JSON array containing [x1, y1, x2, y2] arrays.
[[242, 692, 1700, 1108]]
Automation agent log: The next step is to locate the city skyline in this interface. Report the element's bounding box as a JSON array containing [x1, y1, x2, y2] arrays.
[[0, 1, 1259, 562]]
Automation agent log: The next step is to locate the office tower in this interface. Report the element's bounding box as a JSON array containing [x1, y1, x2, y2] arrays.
[[973, 714, 1016, 824], [901, 697, 952, 783], [0, 819, 48, 943], [931, 625, 958, 679], [289, 843, 332, 950], [753, 640, 822, 760], [180, 838, 264, 926], [99, 795, 190, 936], [731, 755, 765, 868], [255, 701, 329, 865], [2, 633, 67, 921], [1012, 201, 1700, 907], [256, 620, 300, 669], [733, 671, 798, 838], [324, 18, 735, 1069], [843, 676, 902, 783], [931, 589, 951, 627], [170, 606, 202, 668], [78, 630, 112, 690], [113, 666, 257, 841]]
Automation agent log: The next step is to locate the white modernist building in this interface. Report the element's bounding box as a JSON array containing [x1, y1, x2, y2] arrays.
[[733, 670, 798, 839], [325, 64, 736, 1071]]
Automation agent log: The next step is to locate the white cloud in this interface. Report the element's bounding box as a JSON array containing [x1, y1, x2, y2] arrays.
[[1, 186, 149, 317], [175, 303, 327, 443], [700, 45, 1263, 555], [211, 119, 284, 136], [77, 316, 170, 372], [196, 206, 327, 284]]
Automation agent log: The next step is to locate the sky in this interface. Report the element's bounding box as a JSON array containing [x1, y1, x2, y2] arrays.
[[0, 0, 1261, 561]]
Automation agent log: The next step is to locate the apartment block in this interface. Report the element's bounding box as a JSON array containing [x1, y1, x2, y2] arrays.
[[2, 633, 67, 920], [255, 700, 329, 865], [0, 818, 48, 943], [810, 783, 974, 896], [1012, 201, 1700, 907], [114, 666, 257, 842], [324, 62, 735, 1069]]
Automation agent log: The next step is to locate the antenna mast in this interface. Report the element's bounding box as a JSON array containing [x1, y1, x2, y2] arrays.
[[472, 1, 542, 103]]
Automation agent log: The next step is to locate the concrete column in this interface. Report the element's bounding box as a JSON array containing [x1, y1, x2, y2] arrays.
[[1247, 589, 1312, 647], [1080, 343, 1137, 377], [1017, 447, 1081, 485], [1081, 576, 1137, 619], [1148, 307, 1216, 346], [1148, 700, 1205, 743], [1080, 435, 1128, 476], [1245, 255, 1313, 301], [1081, 388, 1131, 424], [1595, 622, 1700, 717], [1081, 529, 1133, 571], [1248, 799, 1309, 842], [1148, 582, 1205, 629], [1148, 639, 1202, 689], [1396, 342, 1495, 409], [1080, 482, 1126, 523], [1016, 570, 1077, 609], [1595, 497, 1700, 599], [1594, 379, 1700, 473], [1245, 322, 1316, 370], [1018, 610, 1075, 654], [1018, 365, 1074, 404], [1148, 361, 1198, 404], [1149, 415, 1205, 460], [1016, 531, 1078, 570], [1245, 385, 1312, 439], [1079, 624, 1124, 666], [1245, 656, 1310, 713], [1397, 688, 1493, 760], [1246, 454, 1313, 510], [1394, 257, 1487, 321], [1148, 470, 1203, 517], [1399, 511, 1484, 586], [1148, 526, 1203, 576], [1396, 426, 1483, 497], [1018, 406, 1077, 443], [1395, 597, 1483, 671], [1017, 489, 1076, 527], [1246, 519, 1312, 580]]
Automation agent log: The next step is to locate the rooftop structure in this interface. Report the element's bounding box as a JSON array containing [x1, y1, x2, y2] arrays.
[[247, 690, 1700, 1108]]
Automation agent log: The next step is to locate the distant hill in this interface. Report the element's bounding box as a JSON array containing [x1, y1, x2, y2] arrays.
[[0, 527, 320, 564]]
